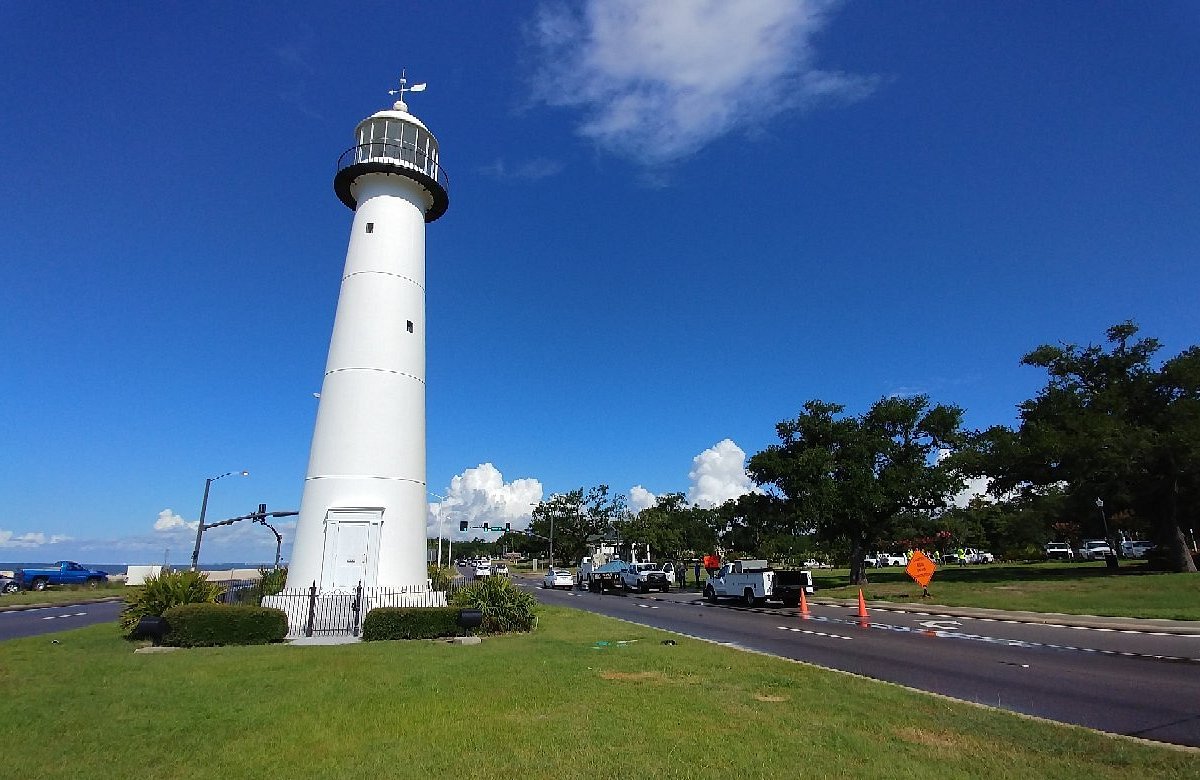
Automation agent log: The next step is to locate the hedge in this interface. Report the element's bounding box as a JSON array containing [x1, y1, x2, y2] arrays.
[[161, 603, 289, 647], [362, 607, 462, 641]]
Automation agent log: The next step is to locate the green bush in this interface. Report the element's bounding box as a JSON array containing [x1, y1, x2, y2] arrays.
[[362, 607, 462, 640], [162, 603, 288, 647], [450, 576, 537, 634], [120, 569, 225, 635]]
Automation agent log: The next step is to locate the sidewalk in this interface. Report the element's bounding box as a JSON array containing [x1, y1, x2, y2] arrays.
[[809, 595, 1200, 636]]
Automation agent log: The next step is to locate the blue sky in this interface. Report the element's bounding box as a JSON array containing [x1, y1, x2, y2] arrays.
[[2, 1, 1197, 565]]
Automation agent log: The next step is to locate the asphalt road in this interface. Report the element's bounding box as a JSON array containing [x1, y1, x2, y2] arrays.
[[523, 581, 1200, 748], [0, 599, 124, 642]]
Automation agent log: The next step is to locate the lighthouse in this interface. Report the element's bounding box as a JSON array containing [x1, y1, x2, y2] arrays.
[[286, 77, 448, 594]]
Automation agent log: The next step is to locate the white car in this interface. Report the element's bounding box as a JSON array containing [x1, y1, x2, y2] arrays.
[[542, 568, 574, 589], [1044, 542, 1074, 560], [1120, 540, 1154, 558], [865, 552, 907, 567], [1077, 540, 1114, 561], [491, 563, 510, 577], [473, 562, 491, 579]]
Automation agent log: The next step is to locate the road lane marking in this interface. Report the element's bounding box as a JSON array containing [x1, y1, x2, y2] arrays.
[[778, 626, 853, 641]]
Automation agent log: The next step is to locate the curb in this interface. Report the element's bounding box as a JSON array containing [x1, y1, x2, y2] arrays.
[[0, 596, 123, 613]]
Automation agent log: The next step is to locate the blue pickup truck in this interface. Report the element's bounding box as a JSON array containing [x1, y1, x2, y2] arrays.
[[16, 561, 110, 591]]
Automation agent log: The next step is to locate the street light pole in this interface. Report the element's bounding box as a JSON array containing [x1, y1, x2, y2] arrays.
[[190, 470, 249, 571]]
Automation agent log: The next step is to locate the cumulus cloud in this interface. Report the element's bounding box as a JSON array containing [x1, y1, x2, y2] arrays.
[[528, 0, 878, 165], [428, 463, 544, 539], [153, 509, 196, 532], [628, 485, 657, 513], [686, 439, 760, 508]]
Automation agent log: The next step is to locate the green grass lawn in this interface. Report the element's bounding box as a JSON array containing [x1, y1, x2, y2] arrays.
[[814, 562, 1200, 621], [1, 607, 1195, 778]]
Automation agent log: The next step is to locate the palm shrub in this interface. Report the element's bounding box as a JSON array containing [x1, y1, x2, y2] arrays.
[[449, 575, 537, 634], [232, 566, 289, 605], [120, 569, 225, 636], [427, 564, 458, 592]]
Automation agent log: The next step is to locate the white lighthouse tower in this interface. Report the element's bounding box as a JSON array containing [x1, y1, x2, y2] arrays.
[[286, 77, 448, 595]]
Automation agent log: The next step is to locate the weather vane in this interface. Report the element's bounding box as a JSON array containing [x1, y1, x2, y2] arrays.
[[388, 68, 427, 110]]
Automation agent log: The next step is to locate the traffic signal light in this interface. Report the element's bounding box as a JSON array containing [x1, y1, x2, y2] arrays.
[[505, 522, 511, 531], [459, 520, 468, 531]]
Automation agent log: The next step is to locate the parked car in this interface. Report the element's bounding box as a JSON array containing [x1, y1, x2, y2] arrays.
[[865, 552, 907, 568], [1044, 542, 1075, 560], [1077, 540, 1114, 561], [802, 559, 833, 569], [1, 573, 18, 594], [542, 568, 575, 589], [1119, 540, 1155, 558]]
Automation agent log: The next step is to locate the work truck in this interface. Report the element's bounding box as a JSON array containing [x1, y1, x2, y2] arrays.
[[577, 556, 627, 592], [703, 559, 813, 607]]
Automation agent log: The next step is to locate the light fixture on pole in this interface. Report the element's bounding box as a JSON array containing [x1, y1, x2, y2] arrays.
[[190, 470, 249, 571], [1095, 497, 1110, 543]]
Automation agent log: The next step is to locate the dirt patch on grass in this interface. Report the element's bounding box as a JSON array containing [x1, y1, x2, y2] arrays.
[[600, 670, 668, 683], [753, 694, 789, 702], [893, 726, 985, 754]]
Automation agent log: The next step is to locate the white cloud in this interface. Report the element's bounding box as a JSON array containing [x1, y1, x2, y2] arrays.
[[153, 508, 197, 532], [0, 529, 72, 549], [478, 157, 565, 180], [529, 0, 877, 165], [949, 475, 992, 509], [687, 439, 760, 508], [428, 463, 544, 539], [628, 485, 657, 513]]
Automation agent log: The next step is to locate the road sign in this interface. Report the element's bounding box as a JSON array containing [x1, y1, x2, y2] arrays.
[[905, 550, 937, 589]]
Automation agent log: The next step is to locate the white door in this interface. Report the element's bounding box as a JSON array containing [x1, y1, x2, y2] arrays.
[[327, 522, 369, 590]]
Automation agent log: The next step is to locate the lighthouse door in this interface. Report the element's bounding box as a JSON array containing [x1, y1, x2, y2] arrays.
[[321, 509, 383, 590]]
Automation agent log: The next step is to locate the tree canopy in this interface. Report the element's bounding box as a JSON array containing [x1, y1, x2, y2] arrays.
[[748, 395, 966, 584], [975, 322, 1199, 572], [528, 485, 627, 567]]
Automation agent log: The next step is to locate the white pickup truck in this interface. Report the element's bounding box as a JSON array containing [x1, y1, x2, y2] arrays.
[[703, 559, 814, 607], [620, 562, 671, 593], [864, 552, 907, 567]]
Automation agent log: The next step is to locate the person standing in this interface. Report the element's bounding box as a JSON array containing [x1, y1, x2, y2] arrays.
[[694, 560, 702, 588], [676, 560, 686, 588]]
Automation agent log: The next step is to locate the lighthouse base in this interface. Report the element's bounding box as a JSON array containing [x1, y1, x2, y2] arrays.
[[263, 584, 449, 639]]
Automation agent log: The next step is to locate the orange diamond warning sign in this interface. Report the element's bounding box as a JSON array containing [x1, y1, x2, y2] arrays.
[[905, 550, 937, 589]]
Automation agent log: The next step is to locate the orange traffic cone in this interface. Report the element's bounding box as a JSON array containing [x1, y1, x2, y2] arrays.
[[799, 589, 810, 619], [856, 589, 869, 620]]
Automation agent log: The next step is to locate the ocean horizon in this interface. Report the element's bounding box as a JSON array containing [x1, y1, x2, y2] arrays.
[[0, 562, 281, 576]]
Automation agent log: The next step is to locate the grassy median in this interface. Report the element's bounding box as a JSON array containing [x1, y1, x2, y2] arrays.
[[0, 606, 1195, 778], [814, 562, 1200, 621]]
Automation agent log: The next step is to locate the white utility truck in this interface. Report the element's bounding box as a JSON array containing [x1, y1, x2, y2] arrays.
[[703, 559, 813, 607]]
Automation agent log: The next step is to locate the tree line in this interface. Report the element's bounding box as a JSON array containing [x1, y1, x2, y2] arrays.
[[501, 322, 1199, 583]]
